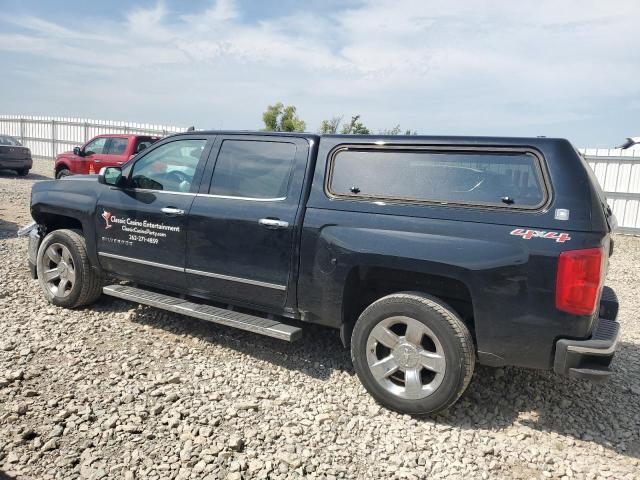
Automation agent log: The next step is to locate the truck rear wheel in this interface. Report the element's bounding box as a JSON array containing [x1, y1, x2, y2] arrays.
[[351, 292, 475, 415], [16, 168, 29, 177], [36, 229, 103, 308]]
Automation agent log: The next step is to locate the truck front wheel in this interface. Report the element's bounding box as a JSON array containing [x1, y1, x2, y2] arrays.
[[56, 168, 71, 179], [351, 292, 475, 415], [36, 229, 103, 308]]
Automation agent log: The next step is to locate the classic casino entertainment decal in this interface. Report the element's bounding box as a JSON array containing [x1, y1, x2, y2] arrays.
[[101, 210, 180, 246], [102, 210, 113, 229], [510, 228, 571, 243]]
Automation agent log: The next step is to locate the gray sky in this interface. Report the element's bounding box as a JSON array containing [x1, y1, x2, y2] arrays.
[[1, 0, 639, 146]]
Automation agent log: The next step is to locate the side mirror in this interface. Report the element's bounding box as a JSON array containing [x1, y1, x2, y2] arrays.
[[73, 146, 82, 156], [98, 166, 124, 187]]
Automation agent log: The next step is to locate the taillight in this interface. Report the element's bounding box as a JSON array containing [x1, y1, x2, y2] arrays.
[[555, 247, 605, 315]]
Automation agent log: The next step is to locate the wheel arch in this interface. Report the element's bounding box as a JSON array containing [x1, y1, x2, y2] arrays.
[[340, 265, 475, 348], [54, 160, 72, 176], [34, 212, 83, 233], [32, 211, 101, 274]]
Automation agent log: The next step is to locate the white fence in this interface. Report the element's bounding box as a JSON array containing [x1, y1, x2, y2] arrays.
[[1, 115, 639, 234], [0, 115, 186, 159], [579, 147, 640, 234]]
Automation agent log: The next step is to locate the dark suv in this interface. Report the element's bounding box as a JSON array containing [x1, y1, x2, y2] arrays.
[[20, 132, 619, 415], [0, 134, 32, 176]]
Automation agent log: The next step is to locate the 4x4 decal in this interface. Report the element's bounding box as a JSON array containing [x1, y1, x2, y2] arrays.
[[510, 228, 571, 243]]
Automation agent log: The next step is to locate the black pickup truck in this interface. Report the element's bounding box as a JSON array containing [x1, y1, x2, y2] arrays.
[[20, 131, 620, 415]]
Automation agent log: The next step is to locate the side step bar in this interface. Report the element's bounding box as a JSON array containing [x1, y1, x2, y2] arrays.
[[103, 284, 303, 342]]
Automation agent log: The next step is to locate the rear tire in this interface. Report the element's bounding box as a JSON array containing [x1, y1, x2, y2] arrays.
[[56, 168, 71, 179], [16, 168, 29, 177], [351, 292, 475, 415], [36, 229, 103, 308]]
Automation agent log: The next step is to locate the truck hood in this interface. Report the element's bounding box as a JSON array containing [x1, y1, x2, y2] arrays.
[[56, 150, 77, 159], [31, 175, 101, 226], [60, 174, 96, 181], [32, 175, 99, 195]]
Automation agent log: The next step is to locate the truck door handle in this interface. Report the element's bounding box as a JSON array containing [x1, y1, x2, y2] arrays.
[[258, 218, 289, 229], [161, 207, 185, 216]]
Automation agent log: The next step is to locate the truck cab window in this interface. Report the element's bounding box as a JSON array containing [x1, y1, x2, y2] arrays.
[[329, 149, 546, 209], [210, 140, 296, 199], [130, 139, 206, 193], [135, 139, 154, 154], [106, 137, 128, 155]]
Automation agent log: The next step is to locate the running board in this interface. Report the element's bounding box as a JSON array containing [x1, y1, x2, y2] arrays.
[[103, 284, 302, 342]]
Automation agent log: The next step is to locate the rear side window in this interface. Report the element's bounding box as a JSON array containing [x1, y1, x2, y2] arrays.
[[209, 140, 296, 199], [134, 138, 157, 154], [106, 137, 128, 155], [328, 148, 547, 208]]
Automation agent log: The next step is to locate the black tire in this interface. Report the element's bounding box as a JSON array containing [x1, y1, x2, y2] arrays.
[[351, 292, 475, 415], [36, 229, 103, 308], [56, 168, 71, 179], [16, 168, 29, 177]]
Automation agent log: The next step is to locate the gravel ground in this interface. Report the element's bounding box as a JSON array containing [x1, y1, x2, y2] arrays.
[[0, 160, 639, 480]]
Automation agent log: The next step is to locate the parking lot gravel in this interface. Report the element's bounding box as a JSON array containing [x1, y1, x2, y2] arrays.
[[1, 160, 639, 480]]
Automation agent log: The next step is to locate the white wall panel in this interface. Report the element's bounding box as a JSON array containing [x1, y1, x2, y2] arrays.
[[0, 115, 185, 161], [580, 147, 640, 234], [2, 115, 638, 233]]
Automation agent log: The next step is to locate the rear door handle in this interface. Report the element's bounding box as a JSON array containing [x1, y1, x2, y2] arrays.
[[161, 207, 185, 216], [258, 218, 289, 229]]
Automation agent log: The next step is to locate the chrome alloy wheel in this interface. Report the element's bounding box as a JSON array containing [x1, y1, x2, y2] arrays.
[[41, 243, 76, 298], [365, 316, 446, 400]]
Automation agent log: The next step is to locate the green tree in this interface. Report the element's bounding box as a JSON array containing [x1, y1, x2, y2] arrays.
[[262, 103, 282, 131], [262, 102, 306, 132], [340, 115, 370, 135], [318, 116, 343, 134], [319, 114, 417, 135], [379, 124, 402, 135], [379, 125, 418, 135]]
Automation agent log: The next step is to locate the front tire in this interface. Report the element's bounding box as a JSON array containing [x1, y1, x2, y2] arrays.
[[36, 229, 103, 308], [16, 168, 29, 176], [351, 292, 475, 415], [56, 168, 71, 179]]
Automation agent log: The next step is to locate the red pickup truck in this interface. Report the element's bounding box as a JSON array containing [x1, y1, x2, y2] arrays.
[[54, 134, 159, 179]]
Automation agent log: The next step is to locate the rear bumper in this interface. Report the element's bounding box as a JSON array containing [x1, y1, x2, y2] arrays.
[[0, 157, 32, 169], [553, 287, 620, 381]]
